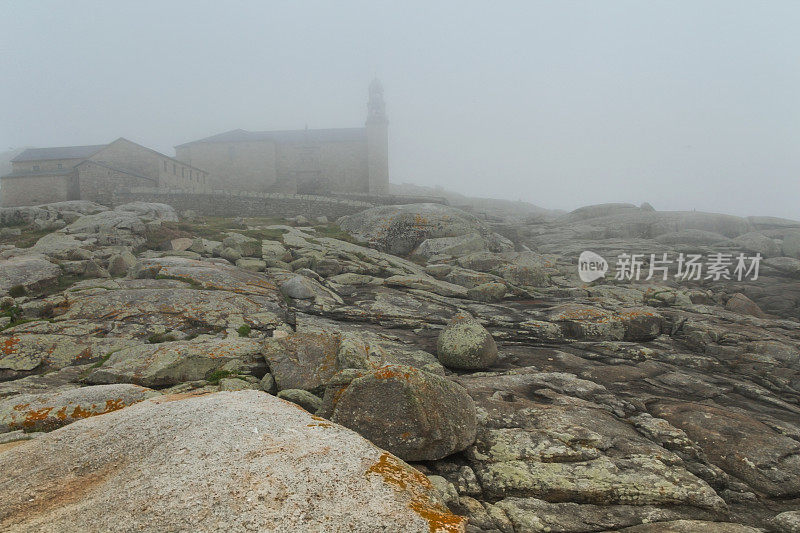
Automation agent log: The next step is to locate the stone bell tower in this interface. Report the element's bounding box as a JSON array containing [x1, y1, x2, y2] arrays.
[[366, 78, 389, 195]]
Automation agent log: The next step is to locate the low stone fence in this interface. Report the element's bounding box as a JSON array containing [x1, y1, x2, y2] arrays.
[[114, 188, 374, 219]]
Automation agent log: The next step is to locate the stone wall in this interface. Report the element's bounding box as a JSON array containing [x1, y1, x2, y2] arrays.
[[0, 174, 71, 207], [77, 162, 157, 208], [175, 137, 370, 195], [114, 187, 375, 219]]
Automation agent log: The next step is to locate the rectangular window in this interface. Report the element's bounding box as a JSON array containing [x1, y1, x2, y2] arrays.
[[33, 165, 40, 171], [173, 163, 176, 175], [57, 163, 62, 169]]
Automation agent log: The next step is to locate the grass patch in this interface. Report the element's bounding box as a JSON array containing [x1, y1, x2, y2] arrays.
[[311, 224, 363, 244], [143, 217, 289, 251], [8, 285, 25, 298], [407, 254, 428, 266], [237, 324, 251, 338], [155, 274, 203, 289], [147, 332, 177, 344], [0, 226, 52, 249], [205, 369, 234, 385], [0, 305, 42, 331], [91, 352, 114, 368]]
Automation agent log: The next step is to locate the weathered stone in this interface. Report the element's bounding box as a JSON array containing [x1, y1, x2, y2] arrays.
[[0, 255, 60, 295], [235, 258, 266, 272], [168, 237, 193, 251], [331, 364, 477, 461], [725, 292, 766, 317], [615, 521, 761, 532], [107, 251, 136, 276], [773, 511, 800, 533], [262, 332, 341, 392], [277, 388, 323, 412], [222, 233, 261, 257], [115, 202, 178, 222], [339, 203, 490, 256], [384, 274, 468, 298], [280, 275, 316, 299], [312, 257, 342, 277], [467, 281, 507, 302], [85, 337, 266, 388], [0, 384, 158, 433], [217, 377, 257, 391], [437, 319, 498, 370], [651, 401, 800, 497], [414, 233, 487, 259], [218, 246, 242, 263], [0, 391, 463, 532]]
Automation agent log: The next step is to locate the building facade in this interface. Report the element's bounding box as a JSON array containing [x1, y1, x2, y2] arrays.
[[1, 138, 209, 207], [175, 80, 389, 195]]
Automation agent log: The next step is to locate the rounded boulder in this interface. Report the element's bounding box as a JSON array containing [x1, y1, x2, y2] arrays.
[[331, 365, 477, 461], [436, 319, 498, 370]]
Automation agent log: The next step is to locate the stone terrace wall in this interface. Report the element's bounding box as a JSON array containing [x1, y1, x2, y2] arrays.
[[114, 187, 374, 219], [331, 191, 449, 206]]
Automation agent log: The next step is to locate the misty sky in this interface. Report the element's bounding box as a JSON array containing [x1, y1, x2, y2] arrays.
[[1, 1, 798, 219]]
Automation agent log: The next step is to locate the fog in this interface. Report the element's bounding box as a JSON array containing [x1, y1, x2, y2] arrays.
[[1, 0, 798, 219]]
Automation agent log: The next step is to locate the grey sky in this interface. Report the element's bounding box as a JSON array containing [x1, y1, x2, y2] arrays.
[[1, 1, 798, 218]]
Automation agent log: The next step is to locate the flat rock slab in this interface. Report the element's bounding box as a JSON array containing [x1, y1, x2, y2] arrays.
[[0, 255, 60, 295], [0, 384, 158, 433], [85, 337, 266, 388], [142, 256, 281, 297], [651, 401, 800, 497], [0, 390, 465, 533]]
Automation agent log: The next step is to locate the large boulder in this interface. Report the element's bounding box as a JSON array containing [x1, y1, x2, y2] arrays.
[[0, 384, 158, 433], [0, 255, 60, 296], [725, 292, 767, 318], [262, 332, 342, 393], [783, 231, 800, 259], [115, 202, 178, 222], [85, 337, 266, 388], [733, 231, 782, 257], [64, 210, 146, 236], [0, 391, 465, 532], [339, 203, 490, 256], [558, 203, 640, 223], [222, 233, 261, 257], [436, 319, 498, 370], [413, 233, 487, 259], [330, 365, 477, 461], [650, 401, 800, 497]]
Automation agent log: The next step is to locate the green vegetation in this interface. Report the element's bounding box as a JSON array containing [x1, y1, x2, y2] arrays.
[[144, 216, 290, 249], [155, 274, 203, 289], [311, 224, 363, 244], [205, 369, 234, 385], [8, 285, 26, 298], [91, 352, 114, 368], [407, 254, 428, 266], [0, 225, 52, 249], [147, 332, 177, 344], [237, 324, 251, 338]]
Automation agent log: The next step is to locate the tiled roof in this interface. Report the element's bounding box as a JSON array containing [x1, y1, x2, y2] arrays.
[[11, 144, 107, 162], [176, 127, 366, 147], [1, 168, 75, 179]]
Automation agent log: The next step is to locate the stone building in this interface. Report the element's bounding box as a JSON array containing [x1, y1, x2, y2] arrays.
[[175, 80, 389, 195], [1, 138, 209, 207]]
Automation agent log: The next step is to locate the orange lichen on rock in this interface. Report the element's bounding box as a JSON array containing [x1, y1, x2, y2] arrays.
[[372, 365, 415, 382], [2, 337, 20, 356], [21, 407, 54, 428], [366, 452, 466, 533]]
